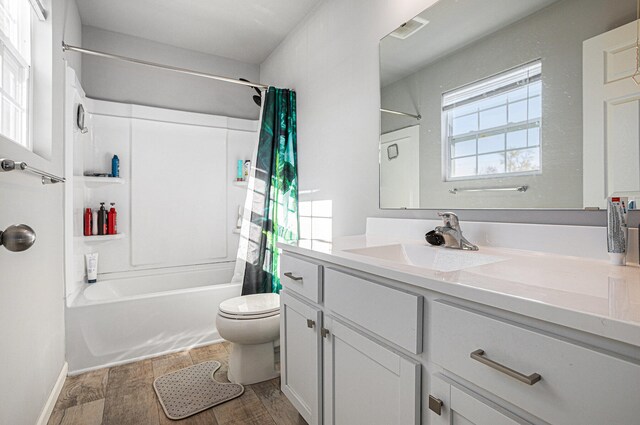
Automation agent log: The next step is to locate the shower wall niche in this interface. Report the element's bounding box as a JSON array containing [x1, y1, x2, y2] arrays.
[[64, 65, 258, 303]]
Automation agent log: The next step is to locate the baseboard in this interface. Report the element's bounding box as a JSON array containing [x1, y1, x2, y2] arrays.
[[36, 362, 68, 425]]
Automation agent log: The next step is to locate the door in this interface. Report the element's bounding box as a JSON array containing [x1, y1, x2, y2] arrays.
[[583, 20, 640, 208], [429, 375, 528, 425], [322, 316, 421, 425], [280, 291, 322, 425], [380, 125, 420, 208], [0, 78, 66, 422]]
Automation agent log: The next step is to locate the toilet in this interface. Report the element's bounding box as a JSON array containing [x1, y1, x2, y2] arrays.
[[216, 293, 280, 384]]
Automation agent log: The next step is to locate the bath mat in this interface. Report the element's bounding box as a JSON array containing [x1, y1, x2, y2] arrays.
[[153, 361, 244, 420]]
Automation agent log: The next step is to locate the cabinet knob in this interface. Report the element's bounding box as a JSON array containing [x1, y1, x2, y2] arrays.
[[307, 319, 315, 329], [428, 395, 443, 416], [321, 328, 330, 338]]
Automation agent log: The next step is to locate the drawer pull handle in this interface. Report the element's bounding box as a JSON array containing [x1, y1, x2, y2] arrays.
[[470, 349, 541, 386], [428, 395, 443, 416], [284, 272, 303, 281], [307, 319, 315, 329], [321, 328, 330, 338]]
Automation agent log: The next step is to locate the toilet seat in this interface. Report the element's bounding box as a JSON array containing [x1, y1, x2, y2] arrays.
[[218, 293, 280, 320]]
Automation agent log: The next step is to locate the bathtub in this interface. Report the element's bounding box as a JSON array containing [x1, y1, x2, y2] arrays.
[[66, 263, 241, 374]]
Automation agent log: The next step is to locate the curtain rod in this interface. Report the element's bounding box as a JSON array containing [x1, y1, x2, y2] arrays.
[[380, 108, 421, 120], [62, 42, 269, 90]]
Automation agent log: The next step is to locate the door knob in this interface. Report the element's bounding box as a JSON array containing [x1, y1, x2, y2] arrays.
[[0, 224, 36, 252]]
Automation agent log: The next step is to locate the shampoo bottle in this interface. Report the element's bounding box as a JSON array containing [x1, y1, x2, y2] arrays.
[[98, 203, 107, 235], [84, 208, 93, 236], [108, 203, 117, 235]]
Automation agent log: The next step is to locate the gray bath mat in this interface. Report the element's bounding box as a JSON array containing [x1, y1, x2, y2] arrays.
[[153, 361, 244, 420]]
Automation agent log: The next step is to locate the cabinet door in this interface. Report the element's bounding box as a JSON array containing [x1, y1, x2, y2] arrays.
[[429, 375, 528, 425], [280, 291, 322, 425], [323, 317, 421, 425]]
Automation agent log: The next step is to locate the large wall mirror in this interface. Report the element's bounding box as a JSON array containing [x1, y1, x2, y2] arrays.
[[379, 0, 638, 209]]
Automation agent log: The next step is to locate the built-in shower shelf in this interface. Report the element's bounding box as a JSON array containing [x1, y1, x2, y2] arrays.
[[76, 233, 126, 242], [233, 180, 248, 187], [75, 176, 125, 187]]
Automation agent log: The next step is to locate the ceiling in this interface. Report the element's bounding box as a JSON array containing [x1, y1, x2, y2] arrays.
[[75, 0, 320, 64], [380, 0, 560, 86]]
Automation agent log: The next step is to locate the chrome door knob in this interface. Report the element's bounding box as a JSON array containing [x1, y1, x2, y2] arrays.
[[0, 224, 36, 252]]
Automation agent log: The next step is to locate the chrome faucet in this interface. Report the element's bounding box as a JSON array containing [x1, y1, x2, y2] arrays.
[[434, 212, 478, 251]]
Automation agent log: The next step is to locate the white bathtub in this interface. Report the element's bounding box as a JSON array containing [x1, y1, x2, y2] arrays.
[[66, 263, 241, 374]]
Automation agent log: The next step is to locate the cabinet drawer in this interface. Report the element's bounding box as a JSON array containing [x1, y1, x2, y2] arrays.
[[432, 300, 640, 425], [324, 268, 423, 354], [280, 255, 322, 303]]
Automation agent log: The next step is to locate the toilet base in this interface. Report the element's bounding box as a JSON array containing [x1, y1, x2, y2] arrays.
[[227, 341, 280, 385]]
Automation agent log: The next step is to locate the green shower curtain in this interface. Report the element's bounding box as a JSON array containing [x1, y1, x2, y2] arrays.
[[242, 87, 298, 295]]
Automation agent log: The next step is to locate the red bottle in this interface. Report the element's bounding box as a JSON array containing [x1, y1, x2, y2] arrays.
[[107, 203, 117, 235], [84, 208, 92, 236]]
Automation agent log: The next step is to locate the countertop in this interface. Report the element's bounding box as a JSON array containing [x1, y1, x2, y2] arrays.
[[279, 235, 640, 347]]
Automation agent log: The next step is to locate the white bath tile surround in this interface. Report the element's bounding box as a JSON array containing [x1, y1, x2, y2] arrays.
[[65, 77, 257, 302]]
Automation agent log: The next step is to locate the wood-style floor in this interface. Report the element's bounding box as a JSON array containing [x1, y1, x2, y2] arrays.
[[48, 342, 307, 425]]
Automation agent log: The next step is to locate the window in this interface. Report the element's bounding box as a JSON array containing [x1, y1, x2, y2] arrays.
[[443, 60, 542, 180], [0, 0, 31, 148], [298, 200, 332, 251]]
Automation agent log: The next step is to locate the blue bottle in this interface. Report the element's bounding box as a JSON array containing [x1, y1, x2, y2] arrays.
[[111, 155, 119, 178]]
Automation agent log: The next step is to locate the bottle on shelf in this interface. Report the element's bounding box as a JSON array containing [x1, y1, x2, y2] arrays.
[[111, 155, 120, 178], [98, 203, 108, 235], [92, 210, 98, 235], [84, 208, 93, 236], [107, 203, 117, 235]]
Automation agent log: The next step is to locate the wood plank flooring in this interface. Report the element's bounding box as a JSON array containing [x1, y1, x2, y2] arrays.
[[48, 342, 307, 425]]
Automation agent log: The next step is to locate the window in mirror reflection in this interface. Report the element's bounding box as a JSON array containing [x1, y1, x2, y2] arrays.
[[444, 60, 542, 180]]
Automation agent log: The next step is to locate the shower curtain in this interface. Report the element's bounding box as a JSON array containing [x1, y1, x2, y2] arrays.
[[234, 87, 299, 295]]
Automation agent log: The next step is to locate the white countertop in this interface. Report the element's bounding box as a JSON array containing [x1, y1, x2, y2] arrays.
[[279, 235, 640, 347]]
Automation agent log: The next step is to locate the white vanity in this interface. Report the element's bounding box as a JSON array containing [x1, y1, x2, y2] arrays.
[[278, 218, 640, 425]]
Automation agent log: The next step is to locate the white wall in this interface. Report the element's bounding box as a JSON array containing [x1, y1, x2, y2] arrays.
[[80, 26, 261, 120], [260, 0, 619, 232], [0, 0, 80, 423]]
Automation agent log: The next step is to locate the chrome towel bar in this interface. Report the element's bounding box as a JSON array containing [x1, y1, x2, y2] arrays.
[[0, 158, 65, 184], [449, 185, 528, 194]]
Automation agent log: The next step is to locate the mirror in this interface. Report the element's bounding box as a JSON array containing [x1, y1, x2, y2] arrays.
[[379, 0, 637, 209]]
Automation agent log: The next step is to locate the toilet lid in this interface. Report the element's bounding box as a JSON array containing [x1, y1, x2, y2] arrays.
[[219, 293, 280, 317]]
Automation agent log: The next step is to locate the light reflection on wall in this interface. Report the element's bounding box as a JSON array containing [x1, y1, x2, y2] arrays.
[[299, 200, 333, 250]]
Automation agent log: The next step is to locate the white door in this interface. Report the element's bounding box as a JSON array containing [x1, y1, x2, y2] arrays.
[[322, 316, 420, 425], [0, 87, 66, 422], [380, 125, 420, 208], [583, 20, 640, 208], [429, 376, 526, 425], [280, 291, 322, 425]]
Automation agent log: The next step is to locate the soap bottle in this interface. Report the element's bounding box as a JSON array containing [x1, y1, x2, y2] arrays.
[[84, 208, 93, 236], [98, 203, 107, 235], [111, 155, 120, 178], [107, 203, 117, 235]]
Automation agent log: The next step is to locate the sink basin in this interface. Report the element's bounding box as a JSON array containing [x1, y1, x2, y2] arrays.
[[344, 243, 507, 272]]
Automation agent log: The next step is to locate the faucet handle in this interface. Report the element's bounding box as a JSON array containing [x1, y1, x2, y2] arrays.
[[438, 211, 459, 227]]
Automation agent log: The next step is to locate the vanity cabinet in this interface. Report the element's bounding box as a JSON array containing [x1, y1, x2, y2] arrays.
[[280, 255, 422, 425], [322, 316, 421, 425], [280, 291, 322, 425]]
